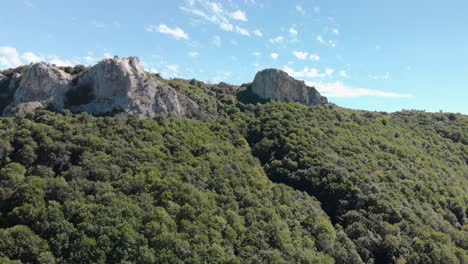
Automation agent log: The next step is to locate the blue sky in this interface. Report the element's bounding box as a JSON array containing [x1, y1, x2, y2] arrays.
[[1, 0, 467, 113]]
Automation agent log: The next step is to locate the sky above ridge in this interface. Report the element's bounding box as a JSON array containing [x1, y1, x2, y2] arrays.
[[1, 0, 467, 113]]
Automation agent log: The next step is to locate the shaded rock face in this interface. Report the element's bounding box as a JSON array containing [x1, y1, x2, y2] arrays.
[[1, 57, 201, 118], [251, 69, 327, 106]]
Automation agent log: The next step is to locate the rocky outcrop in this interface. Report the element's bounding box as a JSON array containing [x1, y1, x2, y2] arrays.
[[72, 57, 157, 117], [12, 63, 72, 109], [251, 69, 327, 106], [1, 57, 202, 118]]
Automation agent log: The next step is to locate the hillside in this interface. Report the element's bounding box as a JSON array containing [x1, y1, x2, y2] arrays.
[[0, 59, 466, 263]]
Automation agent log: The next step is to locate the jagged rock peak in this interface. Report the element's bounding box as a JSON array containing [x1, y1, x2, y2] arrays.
[[251, 68, 327, 106]]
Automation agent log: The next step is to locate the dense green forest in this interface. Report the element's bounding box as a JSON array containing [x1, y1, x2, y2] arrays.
[[0, 79, 466, 263]]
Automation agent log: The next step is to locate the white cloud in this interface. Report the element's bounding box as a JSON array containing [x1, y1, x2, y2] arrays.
[[269, 36, 284, 44], [317, 35, 325, 44], [103, 53, 113, 59], [288, 27, 298, 36], [317, 35, 337, 47], [180, 1, 251, 36], [147, 24, 189, 39], [332, 28, 340, 35], [231, 10, 247, 21], [292, 51, 308, 60], [188, 51, 199, 57], [292, 51, 320, 61], [325, 68, 334, 76], [21, 52, 44, 63], [306, 81, 413, 98], [49, 57, 74, 67], [295, 5, 305, 14], [235, 26, 250, 36], [252, 52, 261, 57], [212, 35, 222, 47], [283, 65, 334, 78], [339, 70, 349, 78], [253, 29, 263, 37], [210, 2, 223, 14], [220, 22, 234, 31], [0, 46, 22, 68], [271, 53, 279, 59], [309, 53, 320, 61], [0, 46, 120, 70]]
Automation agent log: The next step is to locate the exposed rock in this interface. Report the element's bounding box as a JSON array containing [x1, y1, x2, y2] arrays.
[[71, 57, 201, 118], [154, 85, 200, 118], [10, 101, 44, 114], [11, 63, 72, 109], [251, 68, 327, 106], [73, 57, 158, 117]]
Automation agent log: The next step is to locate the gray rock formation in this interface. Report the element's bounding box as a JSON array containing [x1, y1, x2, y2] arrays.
[[11, 63, 72, 110], [251, 68, 327, 105], [1, 57, 202, 118], [73, 57, 158, 117]]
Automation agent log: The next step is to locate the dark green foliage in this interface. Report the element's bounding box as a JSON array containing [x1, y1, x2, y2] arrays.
[[0, 89, 466, 263], [237, 87, 270, 105], [229, 103, 467, 263], [0, 110, 349, 263]]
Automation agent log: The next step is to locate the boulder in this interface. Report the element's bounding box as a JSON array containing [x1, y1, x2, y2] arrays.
[[251, 68, 327, 106]]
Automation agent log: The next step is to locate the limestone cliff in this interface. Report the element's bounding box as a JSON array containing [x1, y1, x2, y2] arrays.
[[250, 68, 327, 106], [1, 57, 202, 118]]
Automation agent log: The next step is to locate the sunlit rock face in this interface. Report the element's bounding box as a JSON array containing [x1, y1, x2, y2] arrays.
[[1, 57, 201, 118], [251, 68, 327, 106], [11, 62, 72, 109]]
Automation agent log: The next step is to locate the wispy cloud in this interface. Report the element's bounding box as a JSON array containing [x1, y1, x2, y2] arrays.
[[0, 46, 23, 68], [188, 51, 199, 57], [292, 51, 320, 61], [269, 36, 284, 44], [295, 5, 305, 14], [271, 53, 279, 59], [230, 10, 247, 21], [235, 26, 250, 36], [253, 29, 263, 37], [317, 35, 337, 47], [288, 27, 298, 36], [368, 72, 390, 80], [212, 35, 221, 47], [146, 24, 189, 39], [307, 81, 413, 98], [0, 46, 117, 69], [309, 54, 320, 61], [283, 65, 334, 78], [180, 0, 251, 36], [292, 51, 308, 60]]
